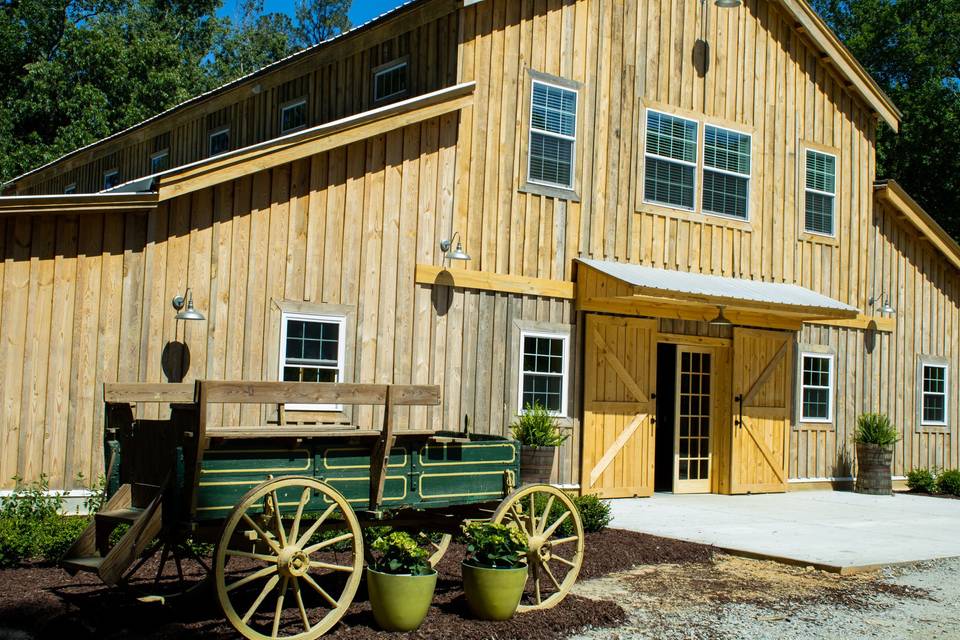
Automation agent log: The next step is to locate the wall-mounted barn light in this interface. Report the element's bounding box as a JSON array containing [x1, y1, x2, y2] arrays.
[[440, 232, 471, 262], [868, 293, 896, 317], [709, 306, 733, 326], [714, 0, 742, 8], [172, 288, 205, 321]]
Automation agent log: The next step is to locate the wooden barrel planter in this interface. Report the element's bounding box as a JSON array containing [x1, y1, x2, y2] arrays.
[[519, 446, 557, 485], [855, 442, 894, 495]]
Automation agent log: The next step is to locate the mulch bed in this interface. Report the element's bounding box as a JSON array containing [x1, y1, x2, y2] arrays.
[[0, 529, 712, 640], [897, 490, 960, 500]]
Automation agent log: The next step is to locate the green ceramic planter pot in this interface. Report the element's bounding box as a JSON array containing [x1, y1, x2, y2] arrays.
[[461, 561, 528, 621], [366, 567, 437, 631]]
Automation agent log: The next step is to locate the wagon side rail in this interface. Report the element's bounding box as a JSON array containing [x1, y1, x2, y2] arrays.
[[194, 381, 442, 514]]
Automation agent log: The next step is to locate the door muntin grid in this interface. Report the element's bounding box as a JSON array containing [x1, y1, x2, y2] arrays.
[[677, 350, 712, 483]]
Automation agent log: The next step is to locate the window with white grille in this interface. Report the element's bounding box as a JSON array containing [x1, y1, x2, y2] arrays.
[[804, 149, 836, 235], [702, 125, 751, 219], [528, 81, 578, 189], [518, 331, 569, 415], [644, 110, 699, 210], [373, 61, 408, 102], [279, 313, 345, 411], [921, 363, 948, 426], [800, 353, 833, 423], [280, 99, 307, 134]]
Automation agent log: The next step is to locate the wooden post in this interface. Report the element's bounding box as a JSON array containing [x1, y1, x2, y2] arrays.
[[369, 386, 396, 511]]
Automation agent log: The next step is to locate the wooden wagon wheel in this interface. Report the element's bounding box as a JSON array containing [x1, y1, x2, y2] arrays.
[[425, 533, 452, 567], [121, 531, 212, 602], [492, 484, 584, 612], [214, 477, 363, 640]]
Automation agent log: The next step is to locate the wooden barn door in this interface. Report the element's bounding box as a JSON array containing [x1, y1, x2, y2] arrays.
[[729, 328, 793, 494], [581, 315, 657, 498]]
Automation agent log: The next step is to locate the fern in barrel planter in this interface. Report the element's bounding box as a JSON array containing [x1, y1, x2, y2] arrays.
[[854, 412, 899, 496], [512, 403, 569, 485], [366, 532, 437, 631]]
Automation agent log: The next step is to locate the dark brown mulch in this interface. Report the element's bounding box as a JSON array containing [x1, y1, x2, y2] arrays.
[[0, 528, 712, 640], [897, 490, 960, 500]]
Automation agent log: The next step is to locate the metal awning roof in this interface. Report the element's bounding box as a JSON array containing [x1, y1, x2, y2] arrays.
[[576, 258, 859, 319]]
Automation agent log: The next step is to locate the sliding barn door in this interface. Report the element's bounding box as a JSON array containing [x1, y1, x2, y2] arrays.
[[730, 328, 793, 494], [581, 315, 657, 498]]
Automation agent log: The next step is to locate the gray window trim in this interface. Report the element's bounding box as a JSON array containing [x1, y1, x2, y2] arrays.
[[511, 319, 573, 422], [642, 107, 700, 213], [520, 69, 581, 200], [372, 57, 410, 103], [803, 148, 838, 237]]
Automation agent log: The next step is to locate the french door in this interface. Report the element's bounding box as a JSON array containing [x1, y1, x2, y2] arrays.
[[674, 348, 713, 493]]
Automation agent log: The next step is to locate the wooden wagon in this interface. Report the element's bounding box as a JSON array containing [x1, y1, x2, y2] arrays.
[[62, 381, 585, 639]]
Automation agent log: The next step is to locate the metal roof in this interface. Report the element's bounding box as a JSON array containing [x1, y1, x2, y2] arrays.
[[576, 258, 858, 314]]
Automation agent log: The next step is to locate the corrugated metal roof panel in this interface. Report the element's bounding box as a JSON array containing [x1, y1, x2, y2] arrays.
[[576, 258, 858, 313]]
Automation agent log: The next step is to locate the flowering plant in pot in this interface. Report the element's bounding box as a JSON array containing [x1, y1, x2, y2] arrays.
[[366, 531, 437, 631], [460, 522, 528, 620], [854, 412, 899, 496], [512, 402, 569, 484]]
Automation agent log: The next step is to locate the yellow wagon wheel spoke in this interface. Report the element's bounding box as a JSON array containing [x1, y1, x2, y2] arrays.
[[215, 476, 363, 640], [426, 533, 452, 567], [491, 484, 584, 613]]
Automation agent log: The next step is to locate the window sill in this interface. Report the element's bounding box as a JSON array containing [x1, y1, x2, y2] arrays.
[[635, 202, 753, 232], [796, 420, 834, 431], [918, 423, 949, 433], [519, 181, 580, 202], [799, 230, 839, 246]]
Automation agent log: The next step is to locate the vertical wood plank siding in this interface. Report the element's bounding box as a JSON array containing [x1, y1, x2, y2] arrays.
[[16, 0, 460, 196]]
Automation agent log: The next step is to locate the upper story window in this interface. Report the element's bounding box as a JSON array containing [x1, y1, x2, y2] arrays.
[[280, 99, 307, 134], [644, 110, 699, 210], [64, 183, 77, 194], [209, 127, 230, 157], [518, 330, 569, 416], [279, 312, 346, 411], [102, 169, 120, 191], [373, 60, 409, 102], [800, 353, 833, 423], [702, 125, 751, 219], [804, 149, 836, 236], [150, 149, 169, 173], [528, 80, 578, 190], [921, 362, 948, 426]]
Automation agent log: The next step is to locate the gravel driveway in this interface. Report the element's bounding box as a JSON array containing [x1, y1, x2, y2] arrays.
[[569, 555, 960, 640]]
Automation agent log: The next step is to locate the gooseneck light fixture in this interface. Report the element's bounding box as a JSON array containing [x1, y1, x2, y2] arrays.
[[440, 232, 471, 262], [172, 288, 205, 321], [868, 293, 896, 317], [714, 0, 742, 8], [709, 305, 733, 327]]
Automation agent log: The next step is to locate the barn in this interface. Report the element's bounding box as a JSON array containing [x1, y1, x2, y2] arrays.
[[1, 0, 957, 499]]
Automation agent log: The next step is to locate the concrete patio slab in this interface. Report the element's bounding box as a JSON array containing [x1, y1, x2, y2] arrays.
[[609, 491, 960, 574]]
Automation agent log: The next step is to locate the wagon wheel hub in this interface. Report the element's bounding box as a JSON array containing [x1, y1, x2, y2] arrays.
[[527, 535, 552, 562], [277, 546, 311, 578]]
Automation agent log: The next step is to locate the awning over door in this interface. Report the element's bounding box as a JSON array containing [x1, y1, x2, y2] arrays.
[[575, 258, 859, 329]]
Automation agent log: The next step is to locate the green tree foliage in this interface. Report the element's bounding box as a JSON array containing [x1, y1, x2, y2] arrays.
[[811, 0, 960, 239], [0, 0, 352, 186], [293, 0, 351, 48]]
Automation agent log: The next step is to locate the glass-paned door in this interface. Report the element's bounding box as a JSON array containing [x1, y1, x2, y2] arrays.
[[674, 348, 712, 493]]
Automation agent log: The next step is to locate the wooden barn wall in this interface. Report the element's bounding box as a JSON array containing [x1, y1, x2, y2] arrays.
[[0, 114, 579, 490], [18, 0, 459, 196], [453, 0, 876, 312]]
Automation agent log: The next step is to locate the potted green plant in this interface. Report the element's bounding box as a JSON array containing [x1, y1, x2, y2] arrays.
[[854, 412, 899, 496], [366, 531, 437, 631], [512, 402, 569, 484], [460, 522, 528, 620]]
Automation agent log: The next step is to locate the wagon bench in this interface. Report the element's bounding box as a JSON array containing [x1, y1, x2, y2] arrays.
[[62, 381, 585, 639]]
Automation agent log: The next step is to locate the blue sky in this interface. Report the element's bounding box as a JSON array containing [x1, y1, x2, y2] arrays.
[[219, 1, 408, 28]]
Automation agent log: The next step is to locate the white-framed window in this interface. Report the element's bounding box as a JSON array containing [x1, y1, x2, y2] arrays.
[[150, 149, 169, 173], [804, 149, 836, 236], [279, 312, 346, 411], [527, 80, 578, 190], [702, 125, 751, 220], [800, 352, 833, 423], [280, 99, 307, 134], [102, 169, 120, 191], [208, 126, 230, 157], [373, 60, 409, 102], [644, 109, 699, 211], [518, 330, 569, 416], [64, 183, 77, 194], [921, 363, 948, 426]]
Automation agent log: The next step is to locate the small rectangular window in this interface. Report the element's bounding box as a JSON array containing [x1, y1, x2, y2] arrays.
[[280, 99, 307, 134], [373, 61, 408, 102], [800, 353, 833, 423], [64, 183, 77, 194], [209, 127, 230, 157], [528, 81, 578, 189], [102, 169, 120, 191], [151, 150, 169, 173], [804, 149, 836, 235], [519, 331, 569, 416], [279, 312, 346, 411], [702, 125, 751, 219], [921, 363, 948, 425], [644, 110, 699, 210]]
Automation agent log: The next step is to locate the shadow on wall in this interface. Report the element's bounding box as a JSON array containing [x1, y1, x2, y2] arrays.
[[161, 341, 190, 382]]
